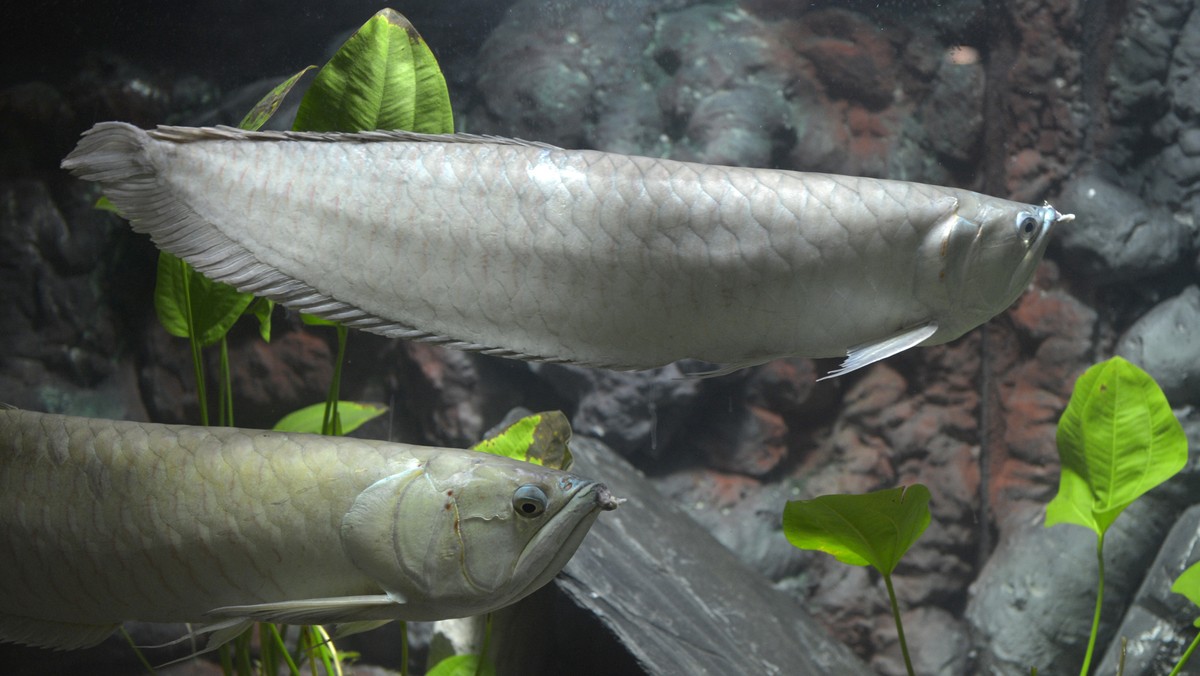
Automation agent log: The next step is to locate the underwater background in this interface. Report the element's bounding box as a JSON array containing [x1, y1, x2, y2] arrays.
[[2, 0, 1200, 674]]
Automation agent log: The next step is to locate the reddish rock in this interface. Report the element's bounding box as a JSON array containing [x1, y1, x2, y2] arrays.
[[988, 282, 1097, 531], [796, 9, 896, 110], [399, 342, 486, 448], [700, 404, 789, 477], [231, 328, 334, 427]]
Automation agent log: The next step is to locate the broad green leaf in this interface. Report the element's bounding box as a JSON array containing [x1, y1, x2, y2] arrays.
[[154, 252, 254, 347], [426, 654, 496, 676], [1046, 356, 1188, 535], [1172, 561, 1200, 628], [246, 298, 274, 342], [239, 66, 316, 131], [293, 8, 454, 134], [782, 485, 931, 575], [472, 411, 575, 470], [273, 401, 387, 435]]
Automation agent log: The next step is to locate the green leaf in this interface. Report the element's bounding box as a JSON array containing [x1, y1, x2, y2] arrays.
[[301, 312, 341, 328], [273, 401, 387, 435], [472, 411, 575, 470], [293, 8, 454, 134], [782, 485, 931, 575], [95, 196, 120, 214], [1046, 356, 1188, 536], [239, 66, 316, 131], [1172, 561, 1200, 628], [154, 252, 254, 347], [426, 654, 496, 676], [246, 298, 274, 342]]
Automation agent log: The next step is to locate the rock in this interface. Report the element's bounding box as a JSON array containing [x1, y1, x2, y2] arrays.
[[982, 0, 1084, 201], [653, 467, 803, 580], [966, 486, 1189, 675], [872, 606, 971, 676], [1096, 503, 1200, 676], [692, 403, 789, 477], [1116, 286, 1200, 407], [795, 9, 896, 111], [1054, 174, 1188, 281], [533, 363, 703, 460], [490, 435, 870, 676], [990, 281, 1098, 528], [0, 180, 147, 417], [921, 54, 985, 165]]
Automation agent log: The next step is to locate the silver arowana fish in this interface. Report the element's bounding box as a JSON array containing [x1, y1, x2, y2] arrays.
[[62, 123, 1073, 378], [0, 409, 617, 650]]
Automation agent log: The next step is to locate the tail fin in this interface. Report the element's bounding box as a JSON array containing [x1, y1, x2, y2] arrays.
[[61, 121, 154, 186]]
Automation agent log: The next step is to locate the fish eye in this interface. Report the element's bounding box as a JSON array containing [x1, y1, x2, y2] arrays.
[[1016, 213, 1040, 243], [513, 484, 548, 518]]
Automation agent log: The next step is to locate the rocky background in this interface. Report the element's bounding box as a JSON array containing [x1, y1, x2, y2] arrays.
[[2, 0, 1199, 674]]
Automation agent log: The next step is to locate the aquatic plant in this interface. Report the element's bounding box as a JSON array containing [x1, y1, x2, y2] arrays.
[[780, 356, 1199, 675], [782, 484, 931, 676], [1045, 356, 1191, 675]]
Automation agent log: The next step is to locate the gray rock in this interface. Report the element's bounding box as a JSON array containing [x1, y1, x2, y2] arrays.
[[492, 435, 869, 676], [966, 496, 1180, 675], [1117, 286, 1200, 407], [533, 363, 703, 459], [1054, 174, 1188, 281], [1096, 503, 1200, 676], [921, 56, 985, 165]]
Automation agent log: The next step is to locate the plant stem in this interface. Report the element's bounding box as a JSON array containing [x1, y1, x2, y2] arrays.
[[1168, 629, 1200, 676], [264, 623, 300, 675], [322, 325, 348, 436], [883, 573, 915, 676], [179, 258, 208, 426], [1081, 533, 1106, 676], [218, 336, 233, 427]]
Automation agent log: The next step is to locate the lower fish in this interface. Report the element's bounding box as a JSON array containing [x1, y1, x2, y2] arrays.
[[0, 409, 617, 650], [62, 123, 1073, 378]]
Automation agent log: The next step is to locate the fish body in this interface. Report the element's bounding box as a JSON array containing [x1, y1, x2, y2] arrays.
[[0, 409, 616, 650], [62, 123, 1072, 376]]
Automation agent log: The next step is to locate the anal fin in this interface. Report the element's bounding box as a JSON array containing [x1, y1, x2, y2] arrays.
[[818, 322, 939, 381], [206, 594, 403, 626]]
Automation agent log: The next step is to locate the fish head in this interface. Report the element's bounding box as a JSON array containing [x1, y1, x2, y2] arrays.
[[938, 199, 1071, 332], [340, 451, 617, 619]]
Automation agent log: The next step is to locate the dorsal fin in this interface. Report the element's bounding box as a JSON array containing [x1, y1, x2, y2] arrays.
[[148, 124, 564, 150]]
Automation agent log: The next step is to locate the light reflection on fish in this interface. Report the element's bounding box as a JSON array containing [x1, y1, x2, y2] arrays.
[[63, 123, 1072, 378]]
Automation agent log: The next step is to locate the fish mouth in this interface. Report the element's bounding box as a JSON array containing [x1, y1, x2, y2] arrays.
[[594, 483, 622, 511], [508, 479, 619, 602]]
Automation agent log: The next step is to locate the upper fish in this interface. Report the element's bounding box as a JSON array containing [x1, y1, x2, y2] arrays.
[[62, 122, 1073, 378], [0, 408, 617, 650]]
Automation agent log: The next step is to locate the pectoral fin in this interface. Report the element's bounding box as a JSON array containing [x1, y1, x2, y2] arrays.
[[818, 322, 939, 381], [207, 594, 404, 626]]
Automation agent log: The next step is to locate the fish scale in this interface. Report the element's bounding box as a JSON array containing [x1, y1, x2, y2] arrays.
[[63, 122, 1070, 376], [0, 409, 615, 650]]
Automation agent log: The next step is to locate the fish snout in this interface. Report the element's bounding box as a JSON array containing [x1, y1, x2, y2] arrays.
[[594, 483, 622, 511]]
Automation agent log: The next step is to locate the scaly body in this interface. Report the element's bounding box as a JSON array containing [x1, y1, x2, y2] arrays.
[[63, 123, 1071, 376], [0, 409, 615, 650]]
